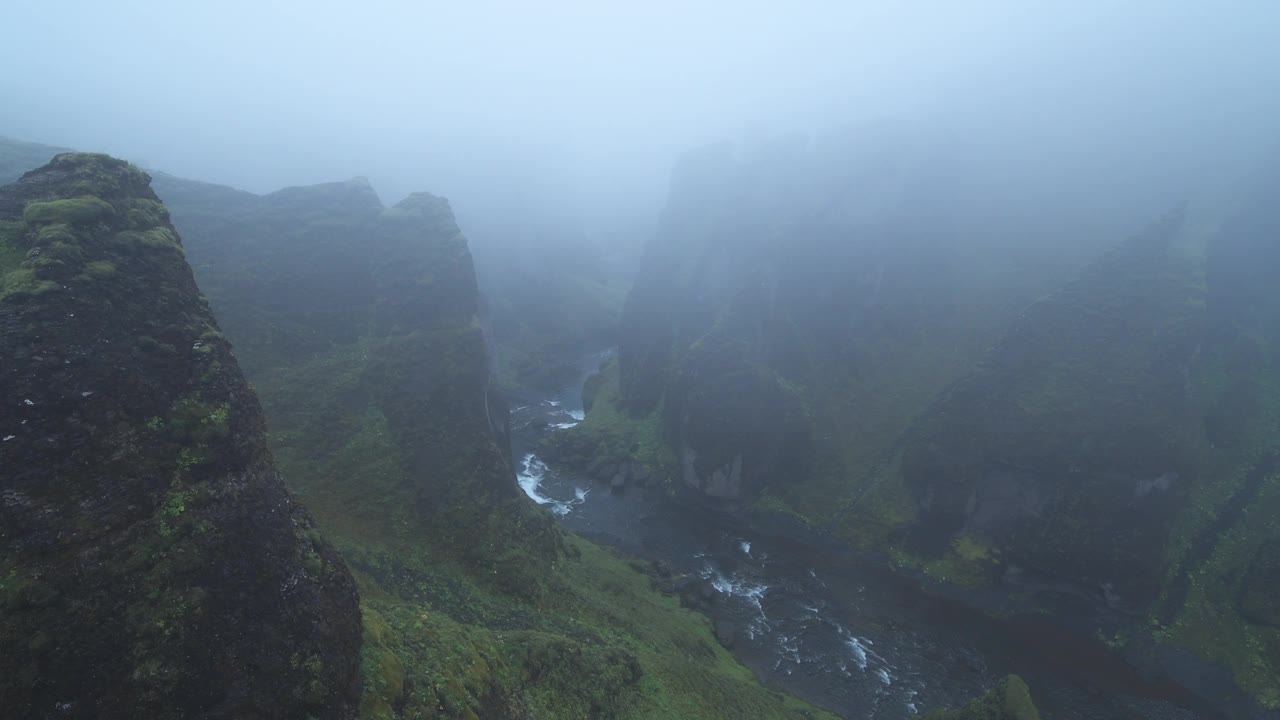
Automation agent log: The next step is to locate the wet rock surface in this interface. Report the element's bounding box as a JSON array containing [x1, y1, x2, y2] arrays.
[[0, 155, 361, 718]]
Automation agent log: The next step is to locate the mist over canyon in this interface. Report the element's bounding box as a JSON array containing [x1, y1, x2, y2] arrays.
[[3, 2, 1280, 719]]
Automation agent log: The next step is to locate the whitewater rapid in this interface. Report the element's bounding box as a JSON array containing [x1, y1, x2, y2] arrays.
[[516, 451, 588, 516]]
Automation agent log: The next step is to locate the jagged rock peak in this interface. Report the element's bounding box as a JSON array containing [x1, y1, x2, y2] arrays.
[[0, 153, 362, 719]]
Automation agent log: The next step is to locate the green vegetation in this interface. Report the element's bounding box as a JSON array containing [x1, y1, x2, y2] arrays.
[[353, 536, 835, 719], [553, 359, 675, 473], [0, 267, 60, 300], [114, 226, 181, 249], [890, 535, 1000, 589], [22, 195, 115, 226], [0, 221, 26, 274], [82, 259, 117, 278]]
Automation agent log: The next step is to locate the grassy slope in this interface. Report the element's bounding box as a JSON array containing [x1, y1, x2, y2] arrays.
[[257, 330, 835, 720]]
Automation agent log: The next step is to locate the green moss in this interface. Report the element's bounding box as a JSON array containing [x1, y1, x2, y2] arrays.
[[137, 335, 177, 355], [114, 227, 180, 250], [1155, 467, 1280, 708], [125, 199, 171, 229], [560, 359, 675, 473], [0, 221, 25, 275], [0, 562, 34, 611], [953, 535, 993, 563], [157, 476, 197, 538], [168, 396, 232, 447], [889, 534, 998, 589], [0, 267, 60, 301], [751, 493, 814, 527], [360, 608, 406, 719], [36, 222, 75, 243], [1144, 319, 1280, 707], [81, 259, 116, 278], [22, 196, 114, 226]]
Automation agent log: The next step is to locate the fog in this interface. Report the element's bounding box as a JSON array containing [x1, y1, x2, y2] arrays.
[[2, 1, 1278, 251]]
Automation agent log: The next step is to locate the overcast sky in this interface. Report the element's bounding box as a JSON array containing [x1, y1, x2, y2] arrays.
[[2, 1, 1278, 247]]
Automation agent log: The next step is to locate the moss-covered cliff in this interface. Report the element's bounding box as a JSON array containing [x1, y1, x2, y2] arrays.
[[0, 154, 362, 718], [152, 171, 834, 719], [901, 210, 1204, 606], [900, 169, 1280, 708], [152, 172, 562, 581], [608, 139, 1090, 538], [604, 139, 1280, 710]]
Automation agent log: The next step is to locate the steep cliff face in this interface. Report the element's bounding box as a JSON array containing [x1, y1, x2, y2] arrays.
[[899, 168, 1280, 710], [1145, 163, 1280, 709], [609, 138, 1086, 534], [0, 154, 361, 719], [901, 211, 1204, 608]]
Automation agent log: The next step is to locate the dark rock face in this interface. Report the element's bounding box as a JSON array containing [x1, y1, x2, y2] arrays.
[[902, 211, 1203, 607], [0, 154, 361, 719]]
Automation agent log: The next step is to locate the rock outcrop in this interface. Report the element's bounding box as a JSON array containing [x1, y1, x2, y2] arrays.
[[0, 154, 361, 719]]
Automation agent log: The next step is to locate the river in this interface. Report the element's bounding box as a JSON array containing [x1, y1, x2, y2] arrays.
[[508, 348, 1207, 719]]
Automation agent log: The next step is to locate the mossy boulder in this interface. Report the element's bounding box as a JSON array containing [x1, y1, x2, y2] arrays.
[[0, 154, 361, 719]]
